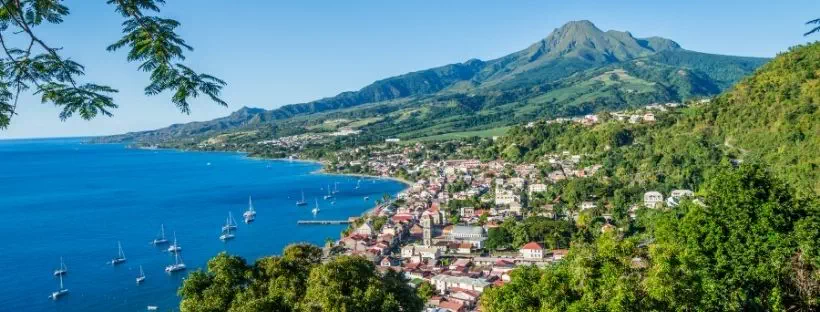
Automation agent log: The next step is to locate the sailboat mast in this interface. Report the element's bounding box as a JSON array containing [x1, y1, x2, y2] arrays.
[[59, 272, 63, 289]]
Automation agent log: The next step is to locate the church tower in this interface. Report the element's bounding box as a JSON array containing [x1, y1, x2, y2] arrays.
[[421, 214, 432, 247]]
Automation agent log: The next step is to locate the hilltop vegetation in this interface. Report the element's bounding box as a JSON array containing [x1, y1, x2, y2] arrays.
[[179, 244, 422, 312], [482, 165, 820, 311], [97, 21, 768, 144]]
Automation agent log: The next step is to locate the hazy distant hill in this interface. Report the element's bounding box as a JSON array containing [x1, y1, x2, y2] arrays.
[[97, 20, 769, 143]]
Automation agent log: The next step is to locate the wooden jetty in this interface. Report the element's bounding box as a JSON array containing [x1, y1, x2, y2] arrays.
[[297, 220, 350, 225]]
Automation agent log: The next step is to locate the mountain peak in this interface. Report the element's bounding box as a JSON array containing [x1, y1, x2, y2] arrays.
[[559, 20, 598, 30]]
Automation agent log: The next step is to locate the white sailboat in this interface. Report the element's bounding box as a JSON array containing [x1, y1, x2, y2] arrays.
[[111, 241, 127, 265], [136, 265, 146, 284], [332, 182, 339, 194], [355, 179, 361, 189], [219, 213, 236, 241], [49, 272, 68, 300], [312, 198, 320, 216], [167, 232, 182, 253], [243, 196, 256, 224], [164, 252, 186, 273], [53, 257, 67, 276], [296, 190, 307, 206], [323, 184, 333, 200], [221, 211, 238, 232], [152, 224, 169, 245]]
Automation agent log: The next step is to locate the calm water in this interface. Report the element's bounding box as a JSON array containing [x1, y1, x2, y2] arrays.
[[0, 138, 406, 311]]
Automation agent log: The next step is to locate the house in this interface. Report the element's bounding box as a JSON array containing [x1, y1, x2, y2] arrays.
[[579, 201, 597, 211], [528, 183, 547, 194], [520, 242, 545, 259], [670, 189, 694, 198], [459, 206, 475, 218], [494, 190, 518, 206], [431, 275, 491, 294], [509, 177, 526, 189], [354, 221, 374, 237], [449, 289, 481, 308], [415, 246, 441, 260], [644, 191, 664, 208], [437, 300, 465, 312], [549, 170, 566, 182], [643, 113, 656, 122], [509, 202, 523, 215]]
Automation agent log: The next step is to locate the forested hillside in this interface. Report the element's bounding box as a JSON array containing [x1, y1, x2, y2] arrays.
[[96, 21, 768, 144]]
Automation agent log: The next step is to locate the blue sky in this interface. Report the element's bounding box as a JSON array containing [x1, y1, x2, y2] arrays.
[[1, 0, 818, 139]]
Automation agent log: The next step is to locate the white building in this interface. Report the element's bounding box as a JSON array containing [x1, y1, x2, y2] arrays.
[[670, 189, 694, 198], [528, 183, 547, 195], [520, 242, 545, 259], [354, 221, 374, 237], [431, 275, 491, 294], [644, 191, 664, 209], [495, 190, 518, 206], [449, 225, 487, 248]]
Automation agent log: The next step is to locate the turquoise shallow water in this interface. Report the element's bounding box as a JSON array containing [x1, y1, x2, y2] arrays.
[[0, 138, 405, 311]]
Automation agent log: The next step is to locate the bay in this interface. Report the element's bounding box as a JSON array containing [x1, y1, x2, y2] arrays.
[[0, 138, 406, 311]]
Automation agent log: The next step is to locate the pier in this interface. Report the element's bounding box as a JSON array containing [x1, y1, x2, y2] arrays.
[[297, 220, 350, 225]]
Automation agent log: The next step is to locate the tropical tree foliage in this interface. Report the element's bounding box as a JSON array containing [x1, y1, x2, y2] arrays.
[[179, 244, 422, 312], [482, 165, 820, 311], [0, 0, 225, 129]]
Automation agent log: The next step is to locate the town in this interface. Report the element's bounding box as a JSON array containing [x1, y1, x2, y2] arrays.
[[320, 138, 696, 311]]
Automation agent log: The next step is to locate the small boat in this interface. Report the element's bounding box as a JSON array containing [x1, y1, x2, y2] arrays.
[[312, 198, 320, 216], [355, 179, 361, 190], [331, 182, 339, 195], [152, 224, 169, 245], [165, 252, 186, 273], [167, 232, 182, 253], [219, 230, 235, 241], [110, 241, 127, 265], [221, 211, 238, 232], [364, 196, 369, 201], [296, 190, 307, 206], [147, 306, 158, 311], [53, 257, 68, 276], [323, 184, 334, 200], [243, 196, 256, 224], [136, 265, 146, 284], [49, 273, 68, 300]]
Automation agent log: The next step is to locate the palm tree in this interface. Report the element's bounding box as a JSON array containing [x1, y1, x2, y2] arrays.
[[807, 18, 820, 36]]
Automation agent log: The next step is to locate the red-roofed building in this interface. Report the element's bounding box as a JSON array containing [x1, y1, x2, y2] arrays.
[[520, 242, 545, 259], [391, 214, 414, 224], [438, 300, 465, 312]]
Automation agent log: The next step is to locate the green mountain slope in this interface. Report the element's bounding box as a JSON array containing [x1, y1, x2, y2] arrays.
[[491, 42, 820, 195], [97, 20, 769, 144]]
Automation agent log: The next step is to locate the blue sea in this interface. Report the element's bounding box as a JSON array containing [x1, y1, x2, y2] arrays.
[[0, 138, 406, 311]]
